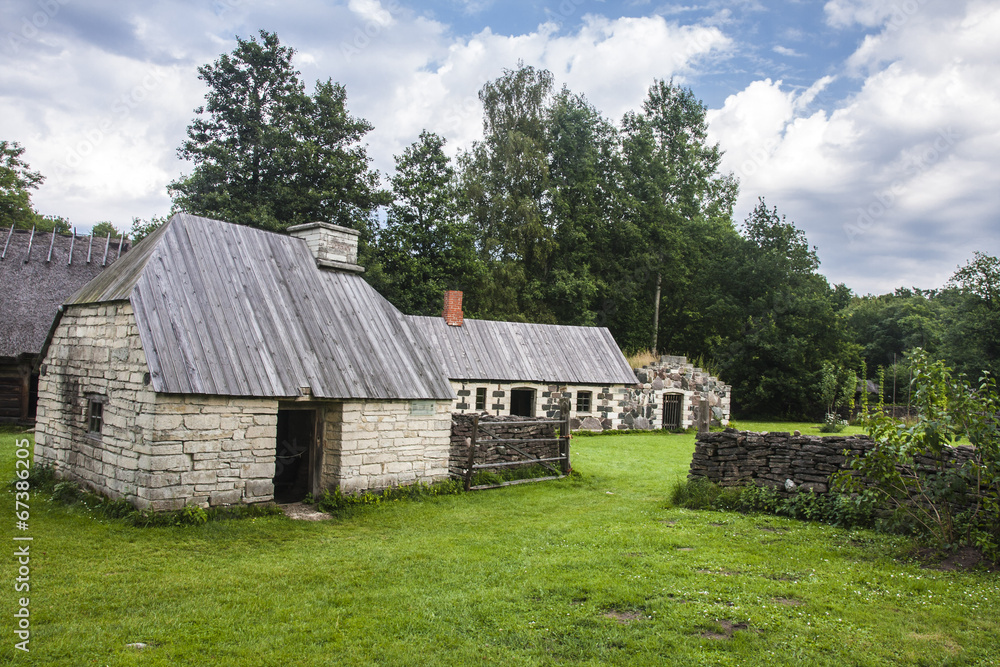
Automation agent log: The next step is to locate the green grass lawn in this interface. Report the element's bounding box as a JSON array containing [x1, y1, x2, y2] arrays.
[[2, 425, 998, 666]]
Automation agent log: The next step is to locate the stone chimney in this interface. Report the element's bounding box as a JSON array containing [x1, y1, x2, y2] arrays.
[[443, 290, 463, 326], [287, 221, 364, 274]]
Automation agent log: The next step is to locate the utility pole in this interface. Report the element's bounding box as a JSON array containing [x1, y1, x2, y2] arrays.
[[651, 272, 661, 354]]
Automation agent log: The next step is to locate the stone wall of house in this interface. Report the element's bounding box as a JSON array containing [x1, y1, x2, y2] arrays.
[[34, 302, 280, 511], [322, 399, 452, 494], [449, 414, 561, 477], [450, 381, 617, 428], [141, 395, 278, 509], [35, 302, 154, 504], [623, 355, 730, 430], [446, 356, 730, 432], [689, 429, 976, 497]]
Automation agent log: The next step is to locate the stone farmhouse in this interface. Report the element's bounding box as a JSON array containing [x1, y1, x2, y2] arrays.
[[33, 213, 729, 510], [0, 226, 129, 424]]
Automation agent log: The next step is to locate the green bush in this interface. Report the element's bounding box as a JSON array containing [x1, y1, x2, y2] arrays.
[[52, 480, 81, 504], [833, 349, 1000, 559], [671, 478, 876, 529], [316, 479, 463, 515]]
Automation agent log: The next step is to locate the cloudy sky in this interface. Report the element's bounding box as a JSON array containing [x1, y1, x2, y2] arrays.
[[2, 0, 997, 295]]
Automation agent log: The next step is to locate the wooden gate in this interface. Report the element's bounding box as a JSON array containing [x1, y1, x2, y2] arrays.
[[662, 393, 682, 429], [463, 398, 572, 491]]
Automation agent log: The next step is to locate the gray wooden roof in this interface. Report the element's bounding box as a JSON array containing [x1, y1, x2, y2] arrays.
[[67, 214, 454, 400], [408, 316, 637, 385], [0, 227, 128, 360]]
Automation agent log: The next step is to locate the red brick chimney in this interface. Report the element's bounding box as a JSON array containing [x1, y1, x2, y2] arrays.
[[443, 290, 464, 327]]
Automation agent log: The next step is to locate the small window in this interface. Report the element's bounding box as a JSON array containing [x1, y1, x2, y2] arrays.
[[475, 387, 487, 411], [87, 398, 105, 434], [576, 391, 592, 414]]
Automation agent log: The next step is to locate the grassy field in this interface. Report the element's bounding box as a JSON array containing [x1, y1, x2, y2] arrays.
[[2, 423, 998, 666]]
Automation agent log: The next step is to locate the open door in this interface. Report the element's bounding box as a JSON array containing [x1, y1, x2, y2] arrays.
[[273, 409, 316, 503], [509, 388, 536, 417]]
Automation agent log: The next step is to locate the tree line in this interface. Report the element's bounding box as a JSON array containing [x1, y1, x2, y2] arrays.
[[3, 31, 996, 418]]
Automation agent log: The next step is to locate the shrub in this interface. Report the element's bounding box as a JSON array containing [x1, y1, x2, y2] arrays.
[[316, 479, 463, 515], [819, 412, 848, 433], [179, 505, 208, 526], [833, 349, 1000, 558], [52, 481, 81, 504], [671, 478, 876, 529]]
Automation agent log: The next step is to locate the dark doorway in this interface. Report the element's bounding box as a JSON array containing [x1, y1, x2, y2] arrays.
[[662, 394, 682, 430], [273, 409, 315, 503], [509, 388, 535, 417]]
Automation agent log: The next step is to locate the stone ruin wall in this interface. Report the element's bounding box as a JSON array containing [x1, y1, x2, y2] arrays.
[[689, 429, 977, 497], [450, 414, 560, 477], [622, 355, 731, 430]]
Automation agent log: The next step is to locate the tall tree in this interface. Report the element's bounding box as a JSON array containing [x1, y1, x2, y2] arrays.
[[0, 140, 43, 229], [169, 30, 387, 233], [369, 131, 484, 316], [617, 79, 738, 353], [460, 63, 555, 320], [942, 251, 1000, 378], [716, 199, 857, 417], [543, 88, 623, 326]]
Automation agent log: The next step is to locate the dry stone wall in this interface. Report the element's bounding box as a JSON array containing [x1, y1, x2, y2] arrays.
[[450, 414, 560, 477], [690, 429, 977, 497]]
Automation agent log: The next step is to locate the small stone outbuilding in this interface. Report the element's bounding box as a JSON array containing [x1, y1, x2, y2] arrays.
[[35, 214, 454, 510]]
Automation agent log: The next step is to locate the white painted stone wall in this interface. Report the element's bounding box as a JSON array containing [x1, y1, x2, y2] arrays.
[[34, 302, 279, 511], [322, 399, 452, 494], [449, 381, 624, 427]]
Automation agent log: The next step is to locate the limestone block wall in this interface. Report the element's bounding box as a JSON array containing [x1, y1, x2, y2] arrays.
[[34, 301, 280, 511], [142, 395, 278, 509], [449, 414, 560, 477], [321, 399, 452, 494], [35, 302, 155, 503], [689, 429, 976, 497]]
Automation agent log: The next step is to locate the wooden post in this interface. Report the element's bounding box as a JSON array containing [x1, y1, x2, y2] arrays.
[[559, 398, 571, 474], [698, 398, 710, 434], [464, 414, 479, 491]]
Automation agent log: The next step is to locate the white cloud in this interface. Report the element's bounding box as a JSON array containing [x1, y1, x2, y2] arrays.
[[772, 45, 803, 57], [711, 0, 1000, 292], [348, 0, 395, 27]]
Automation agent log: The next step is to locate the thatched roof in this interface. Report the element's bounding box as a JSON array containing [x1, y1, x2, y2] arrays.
[[0, 226, 128, 360]]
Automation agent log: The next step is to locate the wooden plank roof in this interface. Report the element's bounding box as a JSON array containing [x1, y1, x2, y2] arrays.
[[407, 315, 637, 386], [68, 214, 454, 400]]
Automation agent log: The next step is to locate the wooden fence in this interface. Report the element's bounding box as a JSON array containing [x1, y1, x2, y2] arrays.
[[462, 398, 572, 491]]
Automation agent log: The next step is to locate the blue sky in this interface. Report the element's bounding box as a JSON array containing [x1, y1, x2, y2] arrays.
[[2, 0, 998, 294]]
